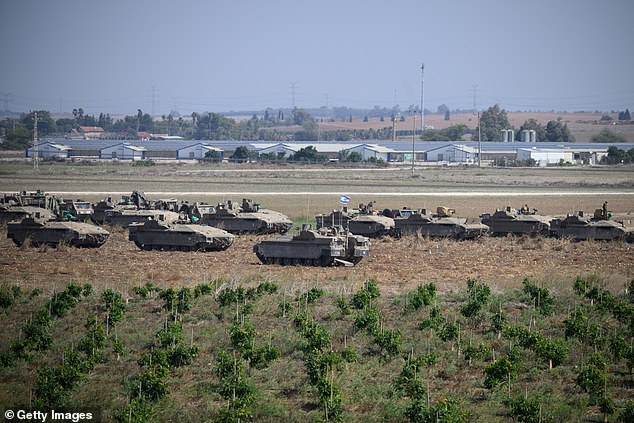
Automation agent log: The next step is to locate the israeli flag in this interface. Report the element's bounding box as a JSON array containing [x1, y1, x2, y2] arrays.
[[339, 194, 351, 205]]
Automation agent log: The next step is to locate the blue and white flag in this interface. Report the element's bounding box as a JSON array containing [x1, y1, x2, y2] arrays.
[[339, 194, 351, 205]]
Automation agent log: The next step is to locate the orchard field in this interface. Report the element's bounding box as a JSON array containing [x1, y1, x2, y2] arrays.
[[0, 275, 633, 422]]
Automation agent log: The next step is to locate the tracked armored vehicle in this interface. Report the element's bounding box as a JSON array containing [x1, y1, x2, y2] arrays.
[[7, 214, 109, 248], [60, 200, 94, 221], [316, 202, 395, 238], [395, 207, 489, 239], [104, 209, 179, 227], [0, 206, 56, 224], [1, 190, 62, 219], [480, 206, 552, 236], [128, 217, 235, 251], [253, 224, 369, 266], [3, 190, 59, 209], [201, 199, 292, 234], [92, 191, 151, 224], [550, 211, 633, 241]]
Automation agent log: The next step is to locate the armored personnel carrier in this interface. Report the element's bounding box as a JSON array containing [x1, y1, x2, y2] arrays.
[[201, 199, 292, 234], [480, 206, 552, 236], [0, 190, 62, 222], [59, 200, 94, 221], [316, 202, 395, 238], [92, 191, 150, 224], [7, 214, 109, 248], [253, 224, 369, 266], [104, 209, 180, 227], [180, 202, 215, 222], [4, 190, 59, 209], [550, 210, 633, 241], [128, 217, 235, 251], [395, 207, 489, 239], [0, 206, 56, 224]]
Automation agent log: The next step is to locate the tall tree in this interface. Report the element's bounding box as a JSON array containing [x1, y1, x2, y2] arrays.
[[21, 110, 56, 136], [476, 105, 510, 141], [291, 108, 313, 126], [544, 120, 574, 143], [592, 128, 626, 143], [195, 112, 235, 139]]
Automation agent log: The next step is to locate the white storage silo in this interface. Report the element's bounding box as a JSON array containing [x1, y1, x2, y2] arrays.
[[529, 130, 537, 143]]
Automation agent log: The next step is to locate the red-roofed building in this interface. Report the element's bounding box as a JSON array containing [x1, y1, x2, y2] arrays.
[[78, 126, 104, 139]]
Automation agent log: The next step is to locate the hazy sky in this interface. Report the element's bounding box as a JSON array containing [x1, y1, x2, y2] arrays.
[[1, 0, 633, 115]]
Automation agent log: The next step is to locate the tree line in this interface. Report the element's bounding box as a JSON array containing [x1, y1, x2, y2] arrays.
[[1, 105, 631, 150]]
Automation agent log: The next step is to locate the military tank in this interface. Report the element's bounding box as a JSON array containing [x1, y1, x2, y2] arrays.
[[7, 214, 109, 248], [395, 207, 489, 239], [253, 224, 369, 266], [316, 202, 395, 238], [104, 209, 180, 227], [128, 217, 235, 251], [550, 210, 634, 241], [201, 198, 292, 234], [480, 206, 552, 236]]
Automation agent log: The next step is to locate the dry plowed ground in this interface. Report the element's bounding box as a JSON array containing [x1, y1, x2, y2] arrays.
[[1, 162, 634, 294], [2, 228, 632, 296]]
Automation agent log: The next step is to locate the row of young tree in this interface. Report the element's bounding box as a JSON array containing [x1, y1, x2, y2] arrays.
[[2, 274, 633, 421]]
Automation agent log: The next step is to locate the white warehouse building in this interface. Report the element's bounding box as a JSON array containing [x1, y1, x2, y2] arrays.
[[100, 143, 146, 160], [342, 144, 396, 161], [176, 143, 224, 160], [517, 148, 573, 166], [26, 142, 71, 159], [425, 144, 478, 163]]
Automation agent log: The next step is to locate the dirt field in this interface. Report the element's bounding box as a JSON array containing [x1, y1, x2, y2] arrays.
[[316, 111, 634, 143], [1, 226, 633, 298], [1, 162, 633, 296]]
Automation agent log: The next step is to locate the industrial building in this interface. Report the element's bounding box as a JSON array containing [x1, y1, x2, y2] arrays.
[[25, 138, 619, 166], [344, 144, 396, 161], [425, 144, 479, 163], [177, 143, 224, 160], [28, 142, 72, 159], [100, 143, 146, 160]]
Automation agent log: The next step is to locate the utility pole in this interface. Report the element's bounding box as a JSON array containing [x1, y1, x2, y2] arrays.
[[473, 85, 481, 167], [33, 112, 39, 170], [420, 63, 425, 135], [391, 113, 397, 142], [478, 111, 482, 167], [411, 112, 416, 174], [208, 112, 212, 140]]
